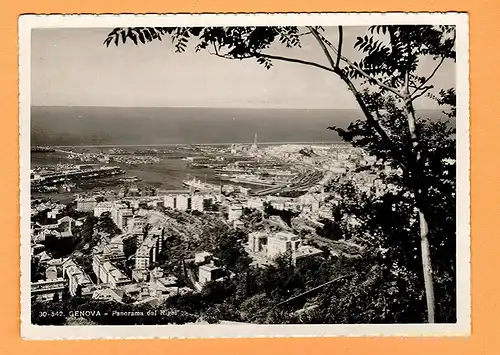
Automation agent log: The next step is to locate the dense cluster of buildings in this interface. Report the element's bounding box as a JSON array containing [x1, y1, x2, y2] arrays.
[[31, 216, 82, 245], [247, 230, 323, 266], [66, 150, 161, 165], [30, 142, 394, 306], [31, 164, 123, 186]]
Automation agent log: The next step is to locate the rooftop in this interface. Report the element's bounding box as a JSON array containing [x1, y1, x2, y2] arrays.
[[195, 251, 212, 258], [273, 231, 300, 241], [199, 264, 221, 272], [60, 231, 73, 238], [249, 231, 269, 238], [95, 202, 113, 208], [293, 246, 323, 259], [102, 261, 130, 282]]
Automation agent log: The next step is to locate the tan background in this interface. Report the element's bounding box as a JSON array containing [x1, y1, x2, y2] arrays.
[[0, 0, 495, 353]]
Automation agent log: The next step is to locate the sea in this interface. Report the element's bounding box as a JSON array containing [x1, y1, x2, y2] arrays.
[[30, 106, 368, 147], [30, 106, 448, 203]]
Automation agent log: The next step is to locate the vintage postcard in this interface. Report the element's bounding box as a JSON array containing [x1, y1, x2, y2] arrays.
[[19, 13, 470, 339]]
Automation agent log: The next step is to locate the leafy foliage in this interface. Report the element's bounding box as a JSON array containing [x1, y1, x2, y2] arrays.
[[101, 24, 458, 323], [104, 26, 309, 69], [325, 96, 456, 322], [347, 26, 455, 88]]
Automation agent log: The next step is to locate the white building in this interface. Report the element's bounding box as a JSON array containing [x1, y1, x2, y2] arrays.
[[247, 197, 264, 210], [318, 206, 334, 219], [176, 195, 190, 211], [292, 246, 323, 265], [127, 215, 147, 235], [93, 255, 131, 288], [233, 220, 245, 229], [94, 202, 113, 217], [116, 208, 133, 231], [47, 208, 62, 220], [134, 233, 163, 271], [248, 231, 269, 253], [191, 194, 205, 212], [111, 202, 129, 226], [164, 195, 176, 209], [135, 244, 151, 270], [195, 251, 213, 264], [76, 197, 97, 212], [198, 263, 223, 285], [62, 259, 93, 296], [267, 231, 302, 259], [228, 204, 243, 222]]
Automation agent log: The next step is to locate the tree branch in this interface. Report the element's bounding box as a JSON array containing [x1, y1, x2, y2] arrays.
[[410, 29, 455, 97], [311, 28, 404, 98], [411, 85, 434, 101], [336, 26, 343, 69], [307, 26, 337, 69], [209, 50, 337, 74], [335, 68, 411, 176], [256, 53, 336, 73], [342, 56, 404, 98], [273, 273, 356, 308], [301, 27, 412, 179], [410, 56, 445, 97], [206, 29, 412, 187], [298, 31, 313, 37]]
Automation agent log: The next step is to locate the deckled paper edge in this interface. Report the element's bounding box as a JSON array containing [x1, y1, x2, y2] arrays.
[[19, 12, 471, 340]]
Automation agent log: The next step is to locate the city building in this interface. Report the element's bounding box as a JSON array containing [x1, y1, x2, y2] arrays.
[[191, 194, 205, 212], [133, 229, 165, 281], [246, 197, 264, 210], [76, 197, 97, 212], [164, 195, 176, 209], [195, 251, 213, 264], [94, 201, 113, 217], [110, 202, 133, 231], [127, 215, 147, 236], [45, 265, 58, 280], [164, 194, 191, 211], [318, 206, 334, 219], [62, 259, 93, 296], [176, 195, 190, 211], [233, 220, 245, 229], [116, 208, 133, 231], [292, 246, 324, 266], [228, 204, 243, 222], [266, 231, 302, 259], [247, 230, 324, 265], [57, 216, 77, 238], [135, 242, 152, 271], [248, 231, 269, 253], [92, 256, 131, 288], [198, 262, 224, 285], [31, 278, 66, 302], [47, 208, 62, 220], [37, 251, 52, 265], [92, 287, 124, 302]]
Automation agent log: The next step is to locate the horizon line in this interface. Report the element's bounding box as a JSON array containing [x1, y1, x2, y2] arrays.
[[33, 140, 349, 149], [31, 105, 363, 110]]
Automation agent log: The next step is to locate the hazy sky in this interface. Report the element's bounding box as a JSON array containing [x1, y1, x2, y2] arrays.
[[31, 27, 455, 109]]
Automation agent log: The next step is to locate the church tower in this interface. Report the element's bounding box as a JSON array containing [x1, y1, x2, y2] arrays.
[[251, 133, 258, 150]]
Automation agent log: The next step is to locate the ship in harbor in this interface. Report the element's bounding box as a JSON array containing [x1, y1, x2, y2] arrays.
[[182, 177, 221, 193], [61, 182, 76, 192], [119, 176, 141, 183], [31, 166, 124, 186], [228, 175, 278, 187]]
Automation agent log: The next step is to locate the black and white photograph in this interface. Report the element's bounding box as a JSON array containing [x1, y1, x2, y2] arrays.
[[20, 13, 470, 339]]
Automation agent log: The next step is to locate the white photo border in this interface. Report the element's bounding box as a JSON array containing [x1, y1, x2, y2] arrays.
[[19, 12, 470, 340]]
